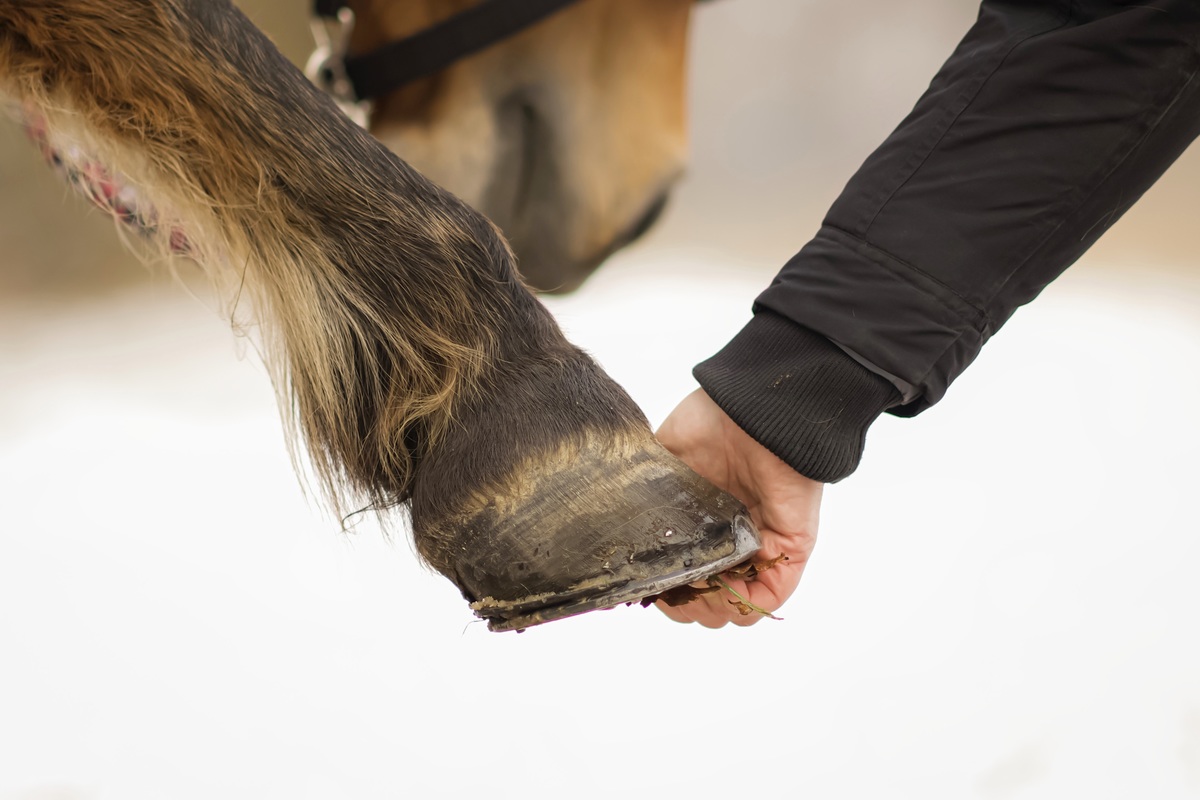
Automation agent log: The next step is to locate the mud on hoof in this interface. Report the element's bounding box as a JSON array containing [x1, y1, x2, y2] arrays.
[[418, 434, 760, 632]]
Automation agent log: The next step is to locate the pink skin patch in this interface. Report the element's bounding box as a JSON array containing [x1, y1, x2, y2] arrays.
[[21, 110, 192, 256]]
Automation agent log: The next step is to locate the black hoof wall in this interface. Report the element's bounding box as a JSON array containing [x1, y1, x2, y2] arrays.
[[471, 513, 760, 631], [441, 442, 763, 632]]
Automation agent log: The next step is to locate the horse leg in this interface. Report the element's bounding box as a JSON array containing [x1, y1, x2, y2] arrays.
[[0, 0, 758, 630]]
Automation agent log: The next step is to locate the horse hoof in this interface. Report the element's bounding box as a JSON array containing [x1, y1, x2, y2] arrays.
[[426, 440, 760, 631]]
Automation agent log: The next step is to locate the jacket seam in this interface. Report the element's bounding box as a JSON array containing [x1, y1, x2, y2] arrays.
[[987, 40, 1200, 307], [822, 223, 992, 335], [859, 2, 1074, 236]]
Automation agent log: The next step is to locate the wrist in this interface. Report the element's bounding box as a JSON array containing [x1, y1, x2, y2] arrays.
[[694, 311, 900, 482]]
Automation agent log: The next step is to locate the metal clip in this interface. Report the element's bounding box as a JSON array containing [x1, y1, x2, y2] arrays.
[[306, 7, 371, 129]]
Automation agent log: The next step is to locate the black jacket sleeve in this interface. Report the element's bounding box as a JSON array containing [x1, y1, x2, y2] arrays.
[[696, 0, 1200, 482]]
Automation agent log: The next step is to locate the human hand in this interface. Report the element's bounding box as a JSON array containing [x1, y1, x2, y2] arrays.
[[654, 389, 823, 627]]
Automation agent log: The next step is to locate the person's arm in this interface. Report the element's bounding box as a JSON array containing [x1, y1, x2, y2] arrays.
[[660, 0, 1200, 626]]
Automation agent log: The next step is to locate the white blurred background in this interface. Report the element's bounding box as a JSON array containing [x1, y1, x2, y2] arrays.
[[2, 1, 1199, 798]]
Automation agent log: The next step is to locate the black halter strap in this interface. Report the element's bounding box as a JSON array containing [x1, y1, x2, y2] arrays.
[[315, 0, 584, 102]]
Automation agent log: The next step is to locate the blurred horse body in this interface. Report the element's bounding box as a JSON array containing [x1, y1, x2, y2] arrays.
[[347, 0, 693, 291]]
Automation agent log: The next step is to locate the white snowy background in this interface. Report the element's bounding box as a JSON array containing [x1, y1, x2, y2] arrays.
[[2, 2, 1199, 798]]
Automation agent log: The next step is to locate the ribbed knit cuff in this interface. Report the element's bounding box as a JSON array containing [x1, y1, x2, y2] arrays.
[[694, 311, 901, 483]]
